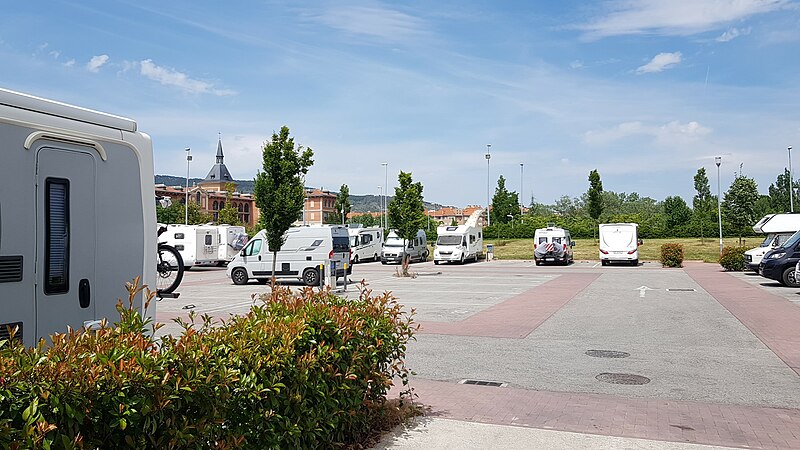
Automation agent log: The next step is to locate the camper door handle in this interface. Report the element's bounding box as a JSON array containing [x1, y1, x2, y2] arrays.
[[79, 279, 91, 309], [258, 255, 261, 261]]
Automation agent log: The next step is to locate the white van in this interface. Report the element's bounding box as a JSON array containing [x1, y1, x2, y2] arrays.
[[745, 214, 800, 272], [226, 225, 350, 286], [533, 226, 574, 265], [434, 208, 484, 264], [381, 230, 428, 264], [599, 223, 641, 266], [348, 226, 383, 263], [0, 88, 156, 346]]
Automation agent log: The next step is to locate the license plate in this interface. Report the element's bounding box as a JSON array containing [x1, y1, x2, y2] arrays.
[[545, 258, 554, 261], [613, 251, 624, 254]]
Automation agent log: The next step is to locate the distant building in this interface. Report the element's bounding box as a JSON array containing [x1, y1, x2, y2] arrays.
[[302, 188, 338, 225], [427, 205, 485, 226]]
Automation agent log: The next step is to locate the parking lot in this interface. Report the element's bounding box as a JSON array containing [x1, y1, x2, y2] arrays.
[[155, 259, 800, 448]]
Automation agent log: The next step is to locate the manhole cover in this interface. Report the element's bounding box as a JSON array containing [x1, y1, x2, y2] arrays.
[[596, 373, 650, 385], [460, 379, 505, 387], [667, 288, 696, 292], [585, 350, 630, 358]]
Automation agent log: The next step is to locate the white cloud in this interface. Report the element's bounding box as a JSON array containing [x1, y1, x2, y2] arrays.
[[716, 26, 752, 42], [86, 54, 109, 73], [311, 6, 427, 42], [577, 0, 788, 39], [636, 52, 682, 74], [48, 50, 60, 59], [584, 120, 710, 145], [138, 59, 236, 96], [63, 59, 75, 68], [570, 60, 584, 69]]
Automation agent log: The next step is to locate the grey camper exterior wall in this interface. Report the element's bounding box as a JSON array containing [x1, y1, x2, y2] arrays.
[[0, 88, 156, 346]]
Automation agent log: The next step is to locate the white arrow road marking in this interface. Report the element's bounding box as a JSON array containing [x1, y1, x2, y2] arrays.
[[635, 285, 654, 298]]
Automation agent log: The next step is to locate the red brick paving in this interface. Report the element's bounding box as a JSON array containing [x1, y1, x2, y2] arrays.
[[684, 262, 800, 377], [418, 273, 599, 338]]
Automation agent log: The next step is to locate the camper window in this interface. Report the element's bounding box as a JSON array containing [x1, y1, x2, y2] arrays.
[[333, 237, 349, 252], [437, 236, 461, 245], [552, 237, 562, 244], [362, 234, 372, 244], [45, 178, 70, 295], [538, 237, 547, 244], [205, 235, 213, 245], [350, 236, 359, 247], [470, 235, 476, 244]]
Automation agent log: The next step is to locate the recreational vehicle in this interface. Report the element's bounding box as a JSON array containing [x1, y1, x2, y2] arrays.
[[348, 225, 383, 263], [0, 88, 156, 346], [533, 225, 574, 266], [160, 224, 220, 269], [599, 223, 641, 266], [381, 230, 428, 264], [216, 224, 248, 263], [434, 208, 484, 264], [744, 214, 800, 272], [226, 225, 350, 286]]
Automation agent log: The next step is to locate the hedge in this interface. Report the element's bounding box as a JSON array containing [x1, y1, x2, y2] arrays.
[[0, 279, 416, 449], [719, 246, 748, 271], [660, 243, 684, 267]]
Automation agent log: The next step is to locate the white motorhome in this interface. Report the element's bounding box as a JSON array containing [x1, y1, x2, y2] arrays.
[[347, 225, 383, 263], [160, 224, 220, 269], [745, 214, 800, 271], [216, 224, 249, 263], [226, 225, 350, 286], [599, 223, 641, 266], [434, 208, 484, 264], [533, 226, 574, 265], [0, 88, 156, 346], [381, 230, 428, 264]]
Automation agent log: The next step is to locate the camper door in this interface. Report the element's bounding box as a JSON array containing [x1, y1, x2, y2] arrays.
[[35, 147, 97, 337]]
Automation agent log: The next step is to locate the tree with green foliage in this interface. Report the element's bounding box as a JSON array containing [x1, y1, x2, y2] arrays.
[[349, 213, 379, 227], [329, 184, 351, 225], [254, 126, 314, 285], [156, 199, 211, 225], [722, 175, 760, 243], [387, 171, 426, 266], [692, 168, 714, 242], [587, 169, 604, 221], [490, 175, 519, 224], [768, 169, 799, 213], [663, 196, 692, 232], [217, 183, 241, 225]]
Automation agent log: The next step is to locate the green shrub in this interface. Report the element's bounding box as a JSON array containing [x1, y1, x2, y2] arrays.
[[719, 246, 747, 271], [0, 279, 416, 449], [660, 243, 684, 267]]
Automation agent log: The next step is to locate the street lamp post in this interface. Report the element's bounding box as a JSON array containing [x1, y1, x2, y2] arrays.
[[185, 148, 191, 225], [485, 145, 491, 227], [382, 162, 388, 229], [508, 214, 514, 228], [715, 156, 723, 255], [520, 163, 524, 216], [377, 186, 382, 228], [789, 146, 794, 213]]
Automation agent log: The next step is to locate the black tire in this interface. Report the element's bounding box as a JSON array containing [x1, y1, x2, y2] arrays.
[[535, 260, 542, 266], [353, 255, 359, 264], [231, 267, 249, 285], [156, 244, 184, 294], [459, 254, 465, 265], [434, 260, 440, 265], [303, 268, 320, 286], [373, 253, 379, 262], [781, 267, 800, 287], [631, 259, 639, 267], [601, 260, 608, 266], [184, 265, 192, 271], [256, 278, 269, 285]]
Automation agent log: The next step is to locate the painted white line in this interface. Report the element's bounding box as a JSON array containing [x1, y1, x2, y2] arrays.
[[635, 285, 654, 298], [592, 262, 600, 268]]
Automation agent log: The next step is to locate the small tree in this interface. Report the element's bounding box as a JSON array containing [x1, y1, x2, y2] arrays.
[[217, 183, 241, 225], [722, 175, 759, 244], [587, 169, 604, 239], [693, 168, 713, 242], [663, 196, 692, 233], [330, 184, 351, 225], [253, 126, 314, 285], [387, 171, 426, 273], [490, 175, 519, 224], [768, 169, 799, 213]]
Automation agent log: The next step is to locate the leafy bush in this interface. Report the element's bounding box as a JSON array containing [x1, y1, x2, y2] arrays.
[[660, 243, 684, 267], [0, 279, 417, 449], [719, 246, 748, 271]]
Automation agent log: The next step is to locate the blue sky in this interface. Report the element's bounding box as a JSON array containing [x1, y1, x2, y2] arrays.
[[2, 1, 799, 207]]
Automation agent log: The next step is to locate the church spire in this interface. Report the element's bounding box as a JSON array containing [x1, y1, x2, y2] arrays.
[[216, 133, 224, 164]]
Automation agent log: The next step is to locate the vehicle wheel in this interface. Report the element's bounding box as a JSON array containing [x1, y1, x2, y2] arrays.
[[353, 255, 359, 264], [535, 260, 541, 266], [631, 259, 639, 266], [373, 253, 379, 261], [601, 260, 608, 266], [434, 260, 440, 265], [781, 267, 800, 287], [303, 268, 320, 286], [231, 267, 248, 285], [184, 265, 192, 271], [423, 250, 429, 260], [459, 254, 465, 265], [156, 244, 184, 294], [381, 260, 387, 265]]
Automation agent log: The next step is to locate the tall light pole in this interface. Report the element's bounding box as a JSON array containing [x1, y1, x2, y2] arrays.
[[382, 162, 388, 229], [185, 148, 191, 225], [715, 156, 723, 255], [377, 186, 382, 228], [789, 146, 794, 213], [485, 144, 491, 226], [520, 162, 524, 216]]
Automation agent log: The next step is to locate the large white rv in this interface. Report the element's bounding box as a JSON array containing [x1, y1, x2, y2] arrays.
[[348, 225, 383, 263], [227, 225, 350, 286], [0, 88, 156, 346], [160, 224, 220, 269], [599, 223, 641, 266], [216, 224, 249, 263], [381, 230, 428, 264], [745, 214, 800, 271], [434, 208, 484, 264]]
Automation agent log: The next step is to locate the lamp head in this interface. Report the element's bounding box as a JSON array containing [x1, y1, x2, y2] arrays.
[[715, 156, 721, 167]]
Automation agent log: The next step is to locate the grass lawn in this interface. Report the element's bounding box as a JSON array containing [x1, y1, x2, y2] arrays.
[[486, 237, 760, 263]]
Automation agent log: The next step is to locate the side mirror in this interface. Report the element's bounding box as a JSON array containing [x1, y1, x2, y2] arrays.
[[570, 241, 576, 247], [637, 239, 643, 246]]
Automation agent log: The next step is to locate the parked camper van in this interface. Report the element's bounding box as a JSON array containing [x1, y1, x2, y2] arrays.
[[217, 225, 249, 263], [599, 223, 641, 266], [0, 88, 156, 346], [434, 208, 484, 264], [226, 225, 350, 286], [381, 230, 428, 264], [348, 226, 383, 263], [744, 214, 800, 272], [533, 226, 574, 265], [160, 224, 220, 269]]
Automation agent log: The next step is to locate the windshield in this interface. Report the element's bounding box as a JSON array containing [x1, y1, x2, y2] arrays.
[[333, 236, 350, 252], [385, 238, 404, 247], [350, 236, 358, 246], [779, 230, 800, 250], [759, 233, 776, 248], [437, 236, 462, 245]]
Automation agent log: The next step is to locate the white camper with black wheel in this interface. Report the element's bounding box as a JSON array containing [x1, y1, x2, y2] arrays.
[[599, 223, 641, 266], [347, 225, 383, 263], [434, 208, 484, 264], [533, 225, 574, 266], [0, 88, 156, 346]]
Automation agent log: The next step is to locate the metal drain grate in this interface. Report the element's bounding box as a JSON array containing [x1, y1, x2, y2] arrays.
[[667, 288, 696, 292], [585, 350, 630, 358], [596, 372, 650, 385], [460, 379, 505, 387]]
